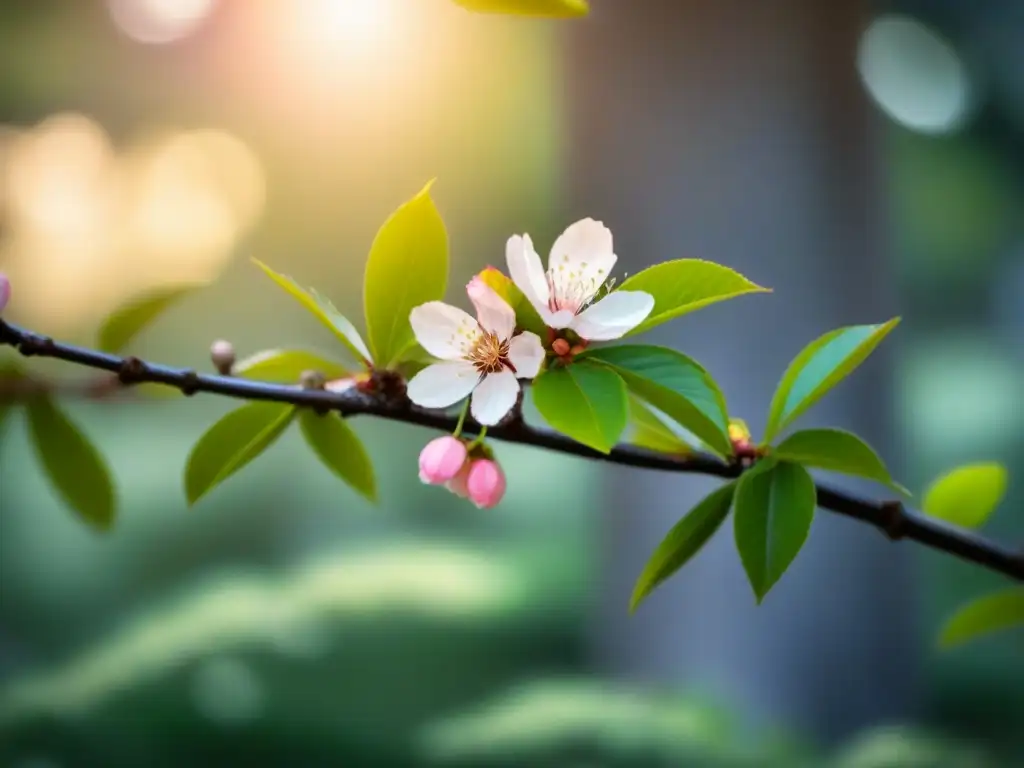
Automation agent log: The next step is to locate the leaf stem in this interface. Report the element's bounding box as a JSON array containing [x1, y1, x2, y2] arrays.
[[452, 400, 470, 438]]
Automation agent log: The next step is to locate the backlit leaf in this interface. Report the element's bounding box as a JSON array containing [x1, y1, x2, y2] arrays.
[[27, 394, 116, 530], [619, 259, 768, 337], [763, 319, 900, 442], [734, 460, 816, 603], [532, 361, 628, 454], [185, 401, 296, 506], [939, 588, 1024, 650], [97, 285, 196, 353], [299, 411, 377, 503], [630, 482, 736, 613], [773, 428, 909, 495], [235, 349, 349, 384], [922, 463, 1008, 529], [363, 181, 449, 367], [451, 0, 589, 17]]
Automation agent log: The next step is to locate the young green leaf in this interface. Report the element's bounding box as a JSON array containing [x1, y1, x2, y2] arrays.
[[618, 260, 768, 337], [532, 361, 628, 454], [97, 285, 196, 353], [630, 481, 736, 613], [938, 588, 1024, 650], [235, 349, 349, 384], [475, 267, 547, 337], [772, 428, 909, 495], [252, 259, 372, 365], [734, 460, 816, 603], [299, 411, 377, 503], [763, 318, 900, 443], [581, 345, 731, 457], [27, 394, 116, 530], [185, 402, 296, 506], [626, 396, 693, 455], [922, 463, 1008, 529], [363, 181, 448, 368], [451, 0, 589, 16]]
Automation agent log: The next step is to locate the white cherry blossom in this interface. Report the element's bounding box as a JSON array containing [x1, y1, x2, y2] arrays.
[[406, 278, 545, 426], [506, 218, 654, 341]]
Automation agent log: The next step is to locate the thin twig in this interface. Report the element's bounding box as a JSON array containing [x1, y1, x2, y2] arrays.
[[1, 318, 1021, 582]]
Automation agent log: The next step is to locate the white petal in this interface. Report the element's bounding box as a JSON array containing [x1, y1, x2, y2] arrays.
[[571, 290, 655, 341], [407, 362, 480, 408], [467, 277, 516, 340], [325, 377, 356, 393], [539, 306, 576, 330], [410, 302, 481, 361], [470, 370, 520, 426], [547, 218, 617, 305], [506, 234, 550, 313], [507, 332, 545, 379]]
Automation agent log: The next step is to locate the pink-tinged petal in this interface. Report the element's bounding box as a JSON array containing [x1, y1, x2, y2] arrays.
[[0, 273, 10, 314], [507, 332, 544, 379], [547, 218, 616, 304], [446, 461, 472, 498], [470, 369, 520, 426], [407, 362, 480, 409], [465, 459, 507, 509], [571, 290, 655, 341], [410, 301, 481, 361], [506, 234, 550, 313], [467, 276, 516, 340]]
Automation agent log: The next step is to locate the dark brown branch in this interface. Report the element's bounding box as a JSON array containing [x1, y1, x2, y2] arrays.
[[2, 318, 1022, 582]]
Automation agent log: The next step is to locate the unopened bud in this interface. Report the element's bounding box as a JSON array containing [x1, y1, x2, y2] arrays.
[[0, 273, 10, 314], [210, 340, 235, 374], [465, 458, 506, 509], [552, 338, 571, 356], [300, 369, 326, 390], [569, 344, 586, 357], [419, 436, 469, 485]]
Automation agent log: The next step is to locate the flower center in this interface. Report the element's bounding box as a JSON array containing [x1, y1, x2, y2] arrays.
[[545, 265, 603, 315], [466, 332, 514, 374]]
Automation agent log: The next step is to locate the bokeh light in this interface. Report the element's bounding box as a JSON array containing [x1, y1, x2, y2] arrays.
[[107, 0, 216, 45], [857, 15, 972, 135]]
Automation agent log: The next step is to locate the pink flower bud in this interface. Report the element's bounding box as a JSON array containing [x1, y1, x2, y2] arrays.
[[0, 273, 10, 315], [446, 462, 472, 498], [465, 458, 506, 509], [418, 436, 468, 485]]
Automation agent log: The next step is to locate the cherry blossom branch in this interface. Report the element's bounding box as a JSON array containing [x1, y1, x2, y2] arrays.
[[1, 317, 1022, 582]]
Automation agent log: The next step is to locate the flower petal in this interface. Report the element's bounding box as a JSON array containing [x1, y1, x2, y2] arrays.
[[407, 361, 480, 409], [541, 307, 576, 329], [547, 218, 617, 305], [506, 234, 550, 313], [410, 301, 481, 361], [570, 290, 655, 341], [470, 369, 520, 426], [507, 332, 545, 379], [467, 276, 516, 340]]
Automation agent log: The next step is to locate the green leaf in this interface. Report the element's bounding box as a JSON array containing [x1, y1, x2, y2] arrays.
[[922, 463, 1008, 529], [97, 285, 196, 353], [476, 266, 547, 337], [252, 259, 372, 365], [451, 0, 589, 16], [532, 361, 628, 454], [235, 349, 350, 384], [363, 181, 449, 367], [185, 401, 296, 506], [773, 428, 909, 495], [763, 318, 900, 443], [619, 259, 769, 337], [581, 345, 731, 457], [626, 396, 692, 454], [630, 482, 736, 613], [734, 460, 816, 603], [299, 411, 377, 503], [939, 588, 1024, 650], [27, 394, 116, 530]]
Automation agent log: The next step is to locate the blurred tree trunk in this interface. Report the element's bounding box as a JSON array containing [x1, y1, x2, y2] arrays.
[[562, 0, 920, 744]]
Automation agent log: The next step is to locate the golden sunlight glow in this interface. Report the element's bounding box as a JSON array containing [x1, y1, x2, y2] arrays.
[[107, 0, 216, 45], [291, 0, 396, 57], [0, 115, 265, 335]]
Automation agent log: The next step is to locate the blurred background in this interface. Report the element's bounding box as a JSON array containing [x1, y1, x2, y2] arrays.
[[0, 0, 1022, 766]]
